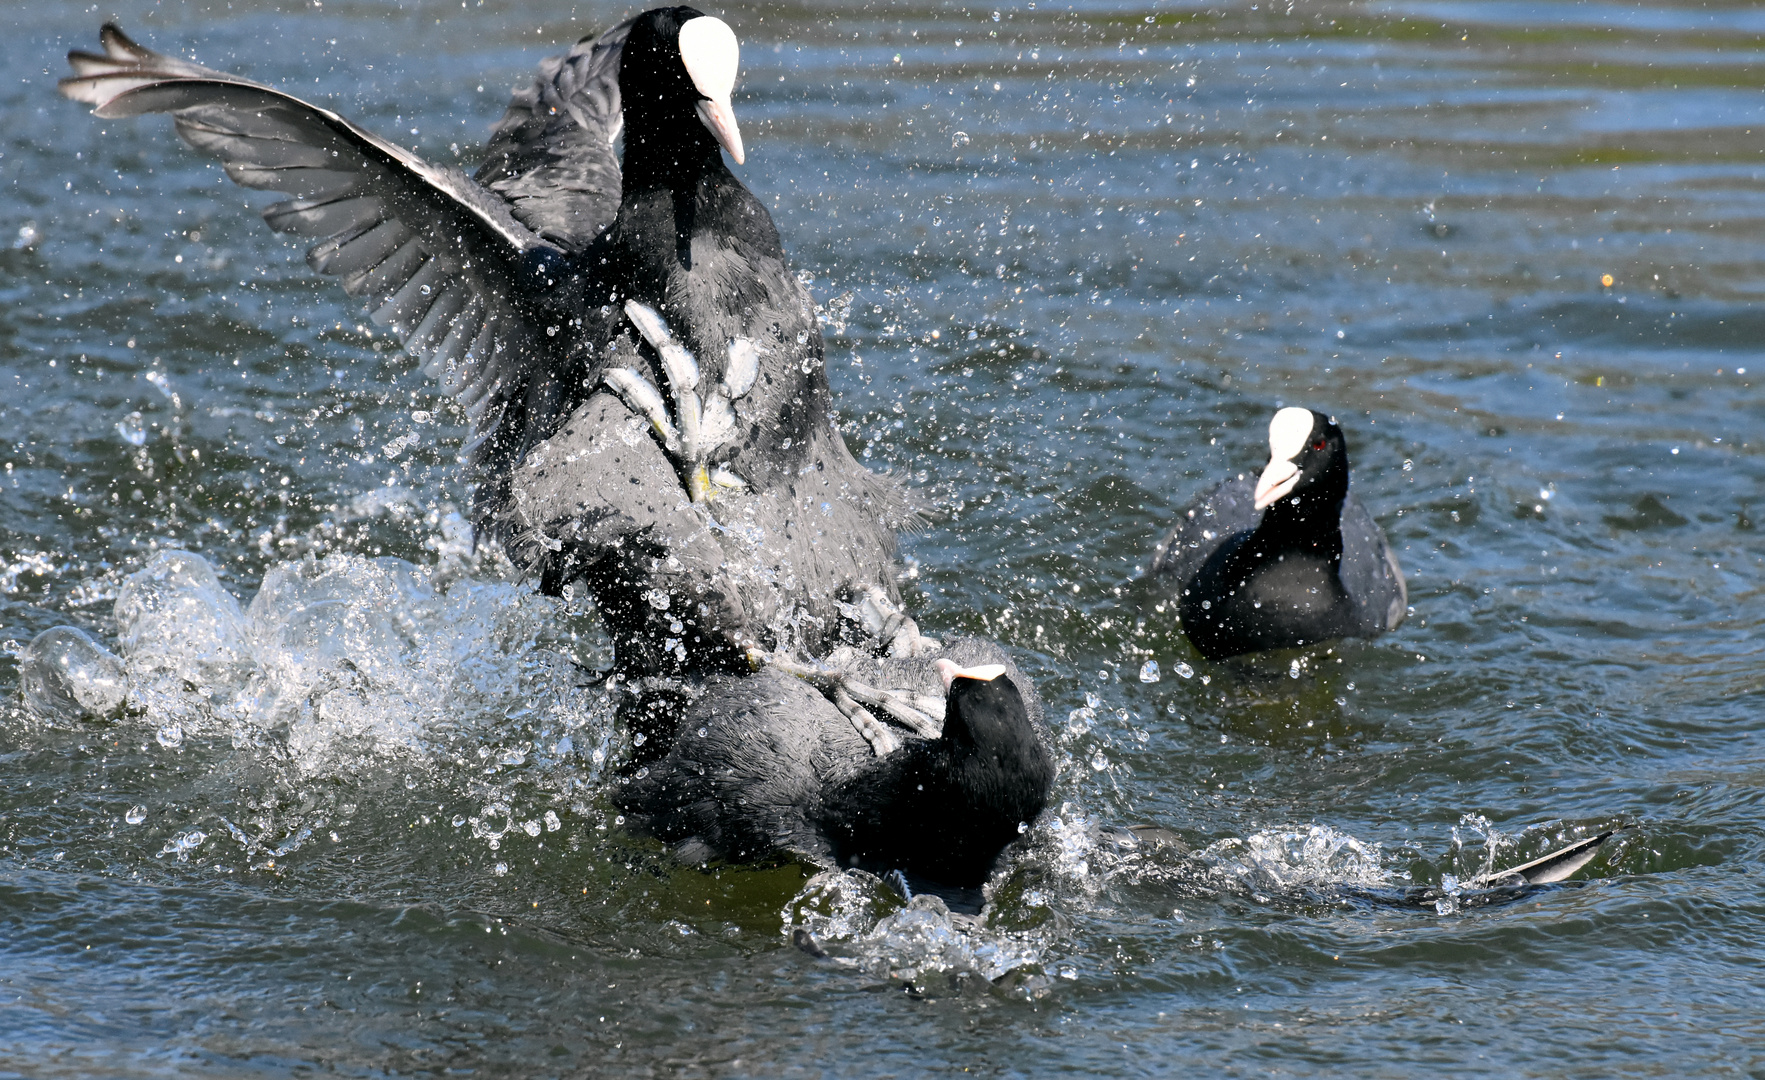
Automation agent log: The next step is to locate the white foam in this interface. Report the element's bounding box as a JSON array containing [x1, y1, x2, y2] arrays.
[[1200, 823, 1394, 895], [98, 548, 616, 783], [782, 869, 1042, 983]]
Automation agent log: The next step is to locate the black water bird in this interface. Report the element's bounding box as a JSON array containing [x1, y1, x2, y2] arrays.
[[59, 12, 911, 689], [1149, 407, 1405, 660], [615, 639, 1054, 888]]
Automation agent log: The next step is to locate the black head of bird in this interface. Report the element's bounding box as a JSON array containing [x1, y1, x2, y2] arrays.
[[931, 658, 1052, 802], [621, 6, 744, 180], [1252, 406, 1350, 540]]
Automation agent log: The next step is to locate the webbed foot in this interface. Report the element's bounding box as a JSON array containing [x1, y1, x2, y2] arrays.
[[747, 646, 946, 755], [603, 300, 761, 503], [843, 586, 941, 658]]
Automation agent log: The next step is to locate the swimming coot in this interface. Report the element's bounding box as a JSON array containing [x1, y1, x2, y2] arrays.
[[1148, 407, 1406, 660], [615, 638, 1054, 887], [60, 11, 913, 686]]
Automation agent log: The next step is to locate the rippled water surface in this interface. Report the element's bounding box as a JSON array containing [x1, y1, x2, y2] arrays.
[[4, 0, 1765, 1075]]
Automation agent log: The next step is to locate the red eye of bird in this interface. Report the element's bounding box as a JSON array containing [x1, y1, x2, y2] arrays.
[[1312, 438, 1326, 451]]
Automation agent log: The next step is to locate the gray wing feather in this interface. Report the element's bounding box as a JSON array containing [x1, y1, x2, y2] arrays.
[[1148, 477, 1260, 589], [475, 18, 633, 250], [1337, 490, 1408, 633], [58, 24, 558, 466]]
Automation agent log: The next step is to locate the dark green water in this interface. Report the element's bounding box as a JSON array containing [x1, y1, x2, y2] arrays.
[[3, 0, 1764, 1075]]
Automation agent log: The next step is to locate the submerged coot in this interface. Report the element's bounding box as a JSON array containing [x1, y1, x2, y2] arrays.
[[615, 638, 1054, 888], [1149, 407, 1406, 660]]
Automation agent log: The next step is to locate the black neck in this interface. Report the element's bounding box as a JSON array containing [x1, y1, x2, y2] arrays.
[[1252, 459, 1349, 564], [621, 115, 727, 197]]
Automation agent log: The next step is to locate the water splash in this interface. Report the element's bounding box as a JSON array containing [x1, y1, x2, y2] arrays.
[[783, 870, 1042, 984], [1198, 824, 1395, 898], [79, 548, 617, 784], [11, 546, 623, 873], [17, 625, 127, 719]]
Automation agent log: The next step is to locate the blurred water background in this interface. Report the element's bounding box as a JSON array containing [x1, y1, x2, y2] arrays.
[[2, 0, 1764, 1074]]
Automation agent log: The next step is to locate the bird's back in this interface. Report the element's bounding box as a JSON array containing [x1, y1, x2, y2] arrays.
[[613, 668, 875, 867], [1149, 476, 1262, 589], [1337, 491, 1407, 633]]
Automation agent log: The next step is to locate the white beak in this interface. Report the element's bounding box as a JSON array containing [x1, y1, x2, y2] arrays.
[[933, 659, 1009, 690], [695, 97, 745, 165], [1254, 458, 1301, 510], [679, 16, 744, 165], [1255, 405, 1314, 510]]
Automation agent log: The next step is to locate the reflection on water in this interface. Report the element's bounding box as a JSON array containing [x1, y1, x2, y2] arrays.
[[3, 0, 1765, 1073]]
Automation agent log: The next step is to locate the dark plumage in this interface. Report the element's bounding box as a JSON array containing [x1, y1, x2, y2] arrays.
[[1149, 407, 1406, 660], [58, 12, 911, 687], [615, 638, 1054, 887], [59, 18, 1051, 878]]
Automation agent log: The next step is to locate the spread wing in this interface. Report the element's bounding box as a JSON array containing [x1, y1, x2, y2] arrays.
[[475, 18, 632, 250], [58, 23, 565, 458]]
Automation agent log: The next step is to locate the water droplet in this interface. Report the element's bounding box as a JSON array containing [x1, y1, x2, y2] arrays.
[[115, 411, 147, 447], [497, 748, 525, 766], [404, 774, 418, 789], [543, 811, 561, 832], [1174, 662, 1194, 679], [952, 131, 971, 147], [633, 732, 647, 747], [155, 724, 184, 749], [493, 862, 509, 876], [697, 726, 709, 738], [1139, 660, 1160, 683], [522, 819, 542, 837], [18, 625, 127, 720], [159, 829, 206, 861], [124, 805, 147, 825], [451, 815, 466, 828], [1289, 660, 1302, 679], [1090, 752, 1108, 772]]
